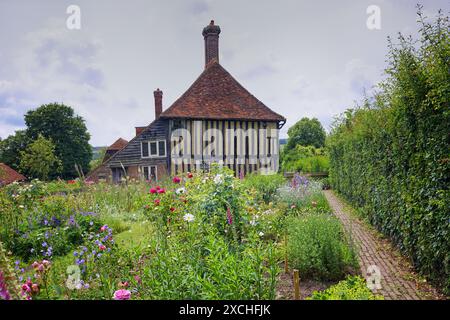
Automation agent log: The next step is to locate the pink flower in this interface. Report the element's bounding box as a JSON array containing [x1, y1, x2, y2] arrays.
[[22, 284, 31, 293], [113, 289, 131, 300], [226, 207, 233, 225], [149, 188, 157, 194], [134, 275, 141, 284], [157, 188, 166, 194], [100, 225, 108, 232], [172, 176, 181, 184], [154, 199, 160, 206], [99, 244, 106, 251], [32, 261, 39, 269], [119, 281, 129, 288], [155, 186, 161, 190]]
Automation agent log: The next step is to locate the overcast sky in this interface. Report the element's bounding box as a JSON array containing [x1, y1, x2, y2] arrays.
[[0, 0, 448, 146]]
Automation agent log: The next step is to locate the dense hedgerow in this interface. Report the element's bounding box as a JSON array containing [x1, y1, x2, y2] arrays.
[[327, 9, 449, 293]]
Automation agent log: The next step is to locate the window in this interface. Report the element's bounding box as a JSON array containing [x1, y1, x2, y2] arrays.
[[141, 140, 166, 158], [142, 141, 149, 157], [142, 165, 157, 181]]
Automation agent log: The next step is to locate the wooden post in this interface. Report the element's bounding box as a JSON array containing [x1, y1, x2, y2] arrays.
[[293, 269, 300, 300], [284, 233, 289, 273]]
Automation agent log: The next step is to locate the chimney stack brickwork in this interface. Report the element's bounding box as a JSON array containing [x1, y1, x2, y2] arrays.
[[154, 88, 163, 120], [202, 20, 221, 67]]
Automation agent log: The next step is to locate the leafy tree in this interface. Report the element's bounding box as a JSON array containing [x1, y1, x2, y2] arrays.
[[0, 130, 30, 171], [286, 117, 326, 150], [89, 147, 107, 170], [24, 103, 92, 179], [19, 134, 62, 181]]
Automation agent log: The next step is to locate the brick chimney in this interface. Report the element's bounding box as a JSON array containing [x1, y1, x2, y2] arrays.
[[154, 88, 162, 119], [202, 20, 221, 67]]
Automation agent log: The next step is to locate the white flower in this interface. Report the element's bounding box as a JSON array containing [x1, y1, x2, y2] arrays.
[[176, 187, 186, 195], [213, 174, 223, 185], [258, 232, 264, 237], [19, 205, 25, 209], [183, 213, 195, 223]]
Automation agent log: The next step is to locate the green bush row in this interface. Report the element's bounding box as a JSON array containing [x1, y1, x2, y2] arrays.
[[327, 11, 449, 293]]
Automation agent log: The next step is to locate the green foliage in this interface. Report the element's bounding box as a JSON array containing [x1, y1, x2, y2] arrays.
[[327, 10, 450, 293], [0, 130, 29, 171], [281, 145, 329, 173], [285, 117, 326, 150], [89, 147, 106, 170], [24, 103, 92, 179], [19, 134, 62, 181], [286, 214, 358, 281], [308, 276, 384, 300], [242, 173, 285, 203]]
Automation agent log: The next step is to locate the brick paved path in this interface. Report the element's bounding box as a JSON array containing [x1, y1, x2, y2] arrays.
[[324, 190, 442, 300]]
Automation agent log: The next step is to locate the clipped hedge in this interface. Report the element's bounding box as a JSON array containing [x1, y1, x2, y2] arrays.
[[328, 11, 449, 293]]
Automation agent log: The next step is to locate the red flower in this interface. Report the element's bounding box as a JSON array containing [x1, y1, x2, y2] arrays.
[[157, 188, 166, 194], [155, 186, 161, 190], [67, 180, 76, 184], [172, 176, 181, 184], [149, 188, 157, 194], [99, 244, 106, 251], [170, 207, 175, 212], [154, 199, 160, 206], [187, 172, 193, 179]]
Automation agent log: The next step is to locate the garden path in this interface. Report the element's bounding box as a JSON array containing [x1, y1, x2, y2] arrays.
[[324, 190, 443, 300]]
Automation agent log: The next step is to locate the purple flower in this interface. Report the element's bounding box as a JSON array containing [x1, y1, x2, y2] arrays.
[[42, 242, 47, 248], [0, 272, 11, 300]]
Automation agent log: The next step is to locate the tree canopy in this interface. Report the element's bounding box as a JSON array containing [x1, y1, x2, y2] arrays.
[[24, 103, 92, 179], [286, 117, 326, 150], [19, 134, 62, 181]]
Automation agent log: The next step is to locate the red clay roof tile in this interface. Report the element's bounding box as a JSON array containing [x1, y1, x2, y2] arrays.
[[160, 61, 285, 122], [0, 163, 26, 185]]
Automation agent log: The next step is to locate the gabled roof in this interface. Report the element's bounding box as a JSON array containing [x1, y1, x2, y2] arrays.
[[0, 163, 26, 185], [160, 61, 285, 122], [107, 138, 128, 151]]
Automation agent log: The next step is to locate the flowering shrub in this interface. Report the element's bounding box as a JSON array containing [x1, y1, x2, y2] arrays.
[[276, 174, 330, 214]]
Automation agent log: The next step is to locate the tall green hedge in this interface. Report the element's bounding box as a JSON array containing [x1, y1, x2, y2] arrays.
[[327, 10, 449, 293]]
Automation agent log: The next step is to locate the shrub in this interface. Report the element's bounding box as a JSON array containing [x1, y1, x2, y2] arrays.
[[327, 10, 450, 292], [281, 145, 329, 173], [308, 276, 384, 300], [286, 215, 358, 281], [242, 173, 285, 203]]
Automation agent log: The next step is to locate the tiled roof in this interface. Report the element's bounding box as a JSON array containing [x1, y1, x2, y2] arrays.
[[0, 163, 26, 185], [107, 138, 128, 151], [160, 61, 285, 122]]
